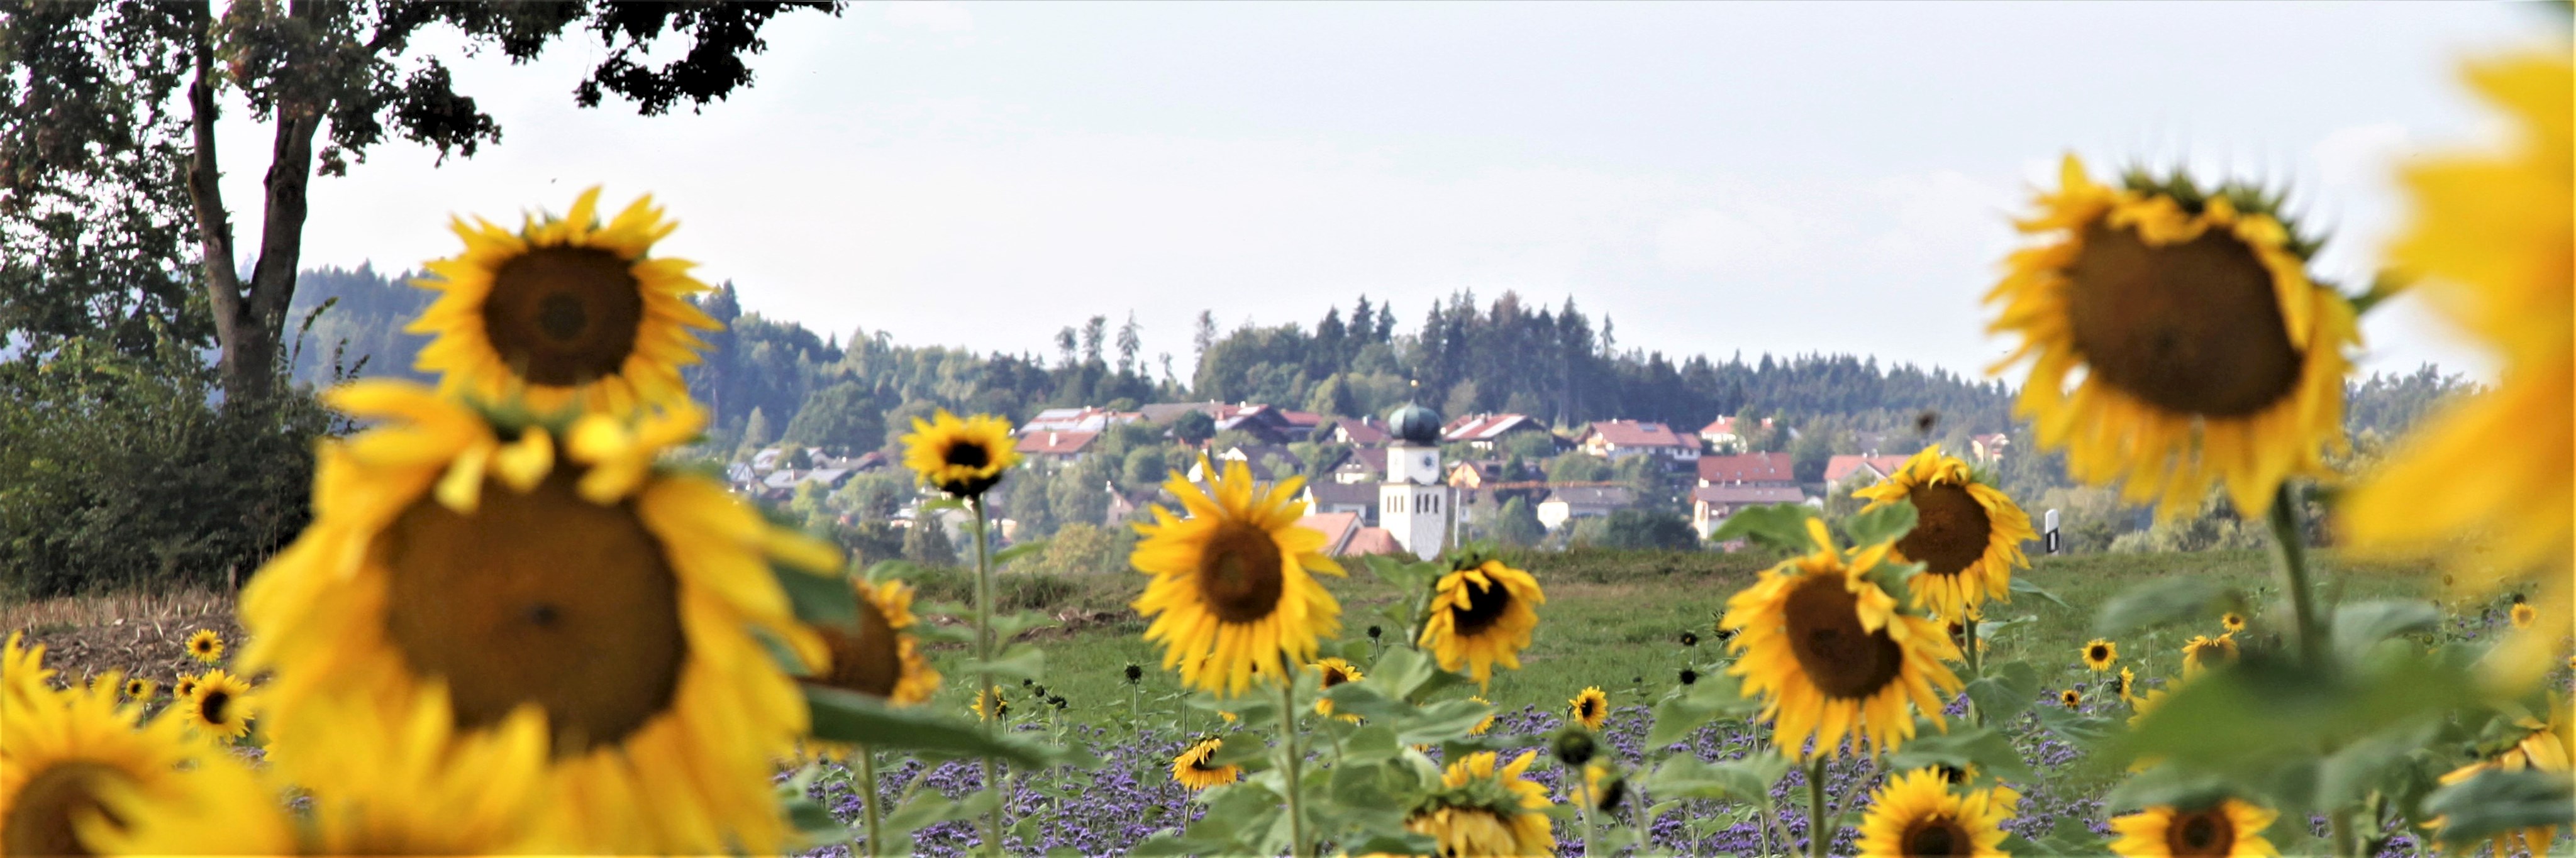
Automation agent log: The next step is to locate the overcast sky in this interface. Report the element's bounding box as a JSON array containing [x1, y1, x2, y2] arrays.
[[216, 1, 2555, 381]]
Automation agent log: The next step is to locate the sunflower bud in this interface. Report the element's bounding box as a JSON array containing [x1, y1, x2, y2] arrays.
[[1597, 776, 1629, 813], [1124, 664, 1144, 685], [1679, 668, 1699, 686], [1552, 729, 1597, 767]]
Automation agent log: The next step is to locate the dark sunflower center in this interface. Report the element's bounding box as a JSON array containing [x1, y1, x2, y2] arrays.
[[1196, 521, 1285, 624], [1902, 817, 1973, 857], [2168, 811, 2234, 857], [1782, 573, 1905, 699], [1191, 751, 1223, 772], [3, 761, 124, 857], [2064, 222, 2304, 418], [1896, 483, 1990, 577], [480, 246, 645, 387], [375, 470, 684, 757], [1580, 698, 1600, 718], [812, 598, 904, 699], [1321, 667, 1351, 688], [1447, 577, 1513, 637], [191, 640, 211, 654], [2089, 644, 2109, 661], [943, 442, 990, 470], [1934, 764, 1967, 784], [201, 690, 232, 724]]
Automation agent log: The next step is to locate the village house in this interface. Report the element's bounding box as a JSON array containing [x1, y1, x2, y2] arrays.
[[1329, 416, 1392, 446], [1824, 453, 1916, 492], [1696, 415, 1775, 453], [1325, 447, 1388, 485], [1576, 421, 1700, 465], [1017, 406, 1140, 436], [1536, 485, 1636, 531], [1440, 413, 1550, 451], [1301, 481, 1379, 524], [1445, 459, 1506, 491], [1690, 485, 1811, 539], [1696, 451, 1797, 488], [1185, 444, 1303, 484], [1970, 432, 2011, 465], [1014, 430, 1099, 465]]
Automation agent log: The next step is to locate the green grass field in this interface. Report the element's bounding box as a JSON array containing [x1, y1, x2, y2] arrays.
[[918, 547, 2440, 725]]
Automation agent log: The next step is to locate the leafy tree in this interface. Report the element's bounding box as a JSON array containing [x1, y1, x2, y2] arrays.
[[1, 1, 839, 402], [1489, 497, 1544, 547], [781, 380, 884, 451], [1122, 446, 1172, 492], [901, 506, 955, 567], [1169, 410, 1215, 448], [1545, 453, 1610, 484], [738, 405, 774, 458], [1584, 508, 1697, 551]]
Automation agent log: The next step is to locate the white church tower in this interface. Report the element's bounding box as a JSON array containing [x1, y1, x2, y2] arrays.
[[1379, 404, 1456, 561]]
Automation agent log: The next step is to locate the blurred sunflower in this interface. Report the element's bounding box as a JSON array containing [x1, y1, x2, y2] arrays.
[[1130, 458, 1343, 696], [1852, 445, 2035, 620], [1169, 737, 1240, 790], [1468, 696, 1496, 735], [1, 673, 204, 857], [2181, 635, 2240, 678], [1567, 686, 1609, 731], [2340, 55, 2572, 673], [185, 629, 224, 664], [1419, 558, 1546, 686], [409, 187, 717, 414], [811, 578, 941, 707], [1723, 519, 1963, 758], [973, 687, 1009, 722], [2084, 639, 2119, 672], [1570, 761, 1619, 810], [2109, 798, 2279, 858], [1987, 155, 2357, 521], [120, 678, 155, 700], [1311, 657, 1362, 719], [1404, 751, 1555, 858], [2511, 602, 2538, 629], [236, 380, 836, 856], [87, 688, 563, 855], [171, 674, 199, 703], [2428, 715, 2570, 855], [2116, 668, 2140, 708], [899, 410, 1021, 498], [1855, 767, 2021, 858], [3, 631, 54, 706], [2220, 612, 2247, 634], [2059, 689, 2082, 710], [184, 669, 256, 742]]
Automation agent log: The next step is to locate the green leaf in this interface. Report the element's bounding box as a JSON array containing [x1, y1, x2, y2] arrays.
[[1638, 752, 1788, 803], [1843, 501, 1919, 550], [783, 795, 847, 841], [2421, 769, 2575, 847], [1885, 725, 2038, 784], [774, 563, 858, 626], [862, 559, 926, 584], [990, 610, 1061, 640], [805, 686, 1056, 767], [1646, 672, 1754, 747], [1711, 503, 1821, 555], [1343, 724, 1402, 764], [956, 644, 1047, 683], [2328, 600, 2439, 659], [2008, 575, 2071, 609], [2095, 576, 2238, 636], [994, 539, 1051, 566], [2110, 652, 2475, 777], [1962, 661, 2041, 725], [1396, 700, 1496, 747], [2315, 720, 2437, 811]]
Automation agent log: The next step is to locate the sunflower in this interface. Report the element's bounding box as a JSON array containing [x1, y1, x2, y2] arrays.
[[1851, 445, 2036, 620], [184, 629, 224, 664], [84, 688, 565, 855], [1, 673, 208, 857], [1419, 558, 1546, 687], [2116, 668, 2140, 708], [1130, 458, 1344, 696], [2084, 638, 2119, 672], [1855, 767, 2021, 858], [2181, 635, 2239, 678], [1468, 695, 1496, 735], [811, 578, 941, 707], [2220, 612, 2246, 634], [2059, 689, 2082, 710], [170, 674, 199, 703], [1570, 761, 1616, 810], [409, 187, 717, 414], [3, 630, 53, 706], [2341, 57, 2571, 663], [1987, 156, 2358, 521], [900, 410, 1021, 498], [1169, 737, 1240, 790], [1404, 751, 1555, 858], [2109, 798, 2280, 858], [973, 687, 1010, 722], [1723, 519, 1964, 759], [1311, 657, 1363, 719], [183, 668, 256, 742], [2428, 715, 2571, 855], [235, 380, 836, 856], [1568, 686, 1609, 731], [2511, 602, 2538, 629], [120, 678, 155, 700]]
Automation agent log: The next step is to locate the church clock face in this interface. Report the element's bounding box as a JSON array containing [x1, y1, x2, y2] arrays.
[[1419, 454, 1435, 470]]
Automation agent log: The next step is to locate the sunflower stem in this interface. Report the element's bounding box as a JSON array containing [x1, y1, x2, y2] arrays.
[[2265, 484, 2325, 668], [1575, 774, 1598, 858], [1962, 615, 1984, 728], [1277, 673, 1309, 858], [857, 745, 884, 857], [1805, 756, 1831, 858], [1629, 777, 1653, 855], [970, 498, 1006, 857]]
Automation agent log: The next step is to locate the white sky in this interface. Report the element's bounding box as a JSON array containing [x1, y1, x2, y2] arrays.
[[215, 1, 2557, 381]]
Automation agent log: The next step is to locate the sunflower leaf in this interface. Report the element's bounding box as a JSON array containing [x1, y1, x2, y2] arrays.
[[956, 644, 1046, 682], [804, 686, 1055, 767], [772, 562, 858, 626], [2328, 600, 2439, 659], [1962, 660, 2041, 724], [2094, 576, 2240, 636], [2008, 575, 2070, 609], [1646, 672, 1753, 747], [1842, 501, 1918, 550], [992, 539, 1050, 566], [1886, 725, 2039, 784], [2421, 769, 2576, 847], [1710, 503, 1821, 556]]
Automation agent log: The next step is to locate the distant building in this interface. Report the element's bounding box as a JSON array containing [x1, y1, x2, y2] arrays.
[[1378, 404, 1458, 561], [1015, 430, 1099, 464], [1824, 454, 1915, 490], [1577, 421, 1700, 464], [1018, 406, 1140, 436], [1330, 416, 1392, 446], [1326, 447, 1388, 485], [1690, 485, 1810, 539], [1697, 415, 1775, 453], [1970, 433, 2010, 465], [1301, 481, 1380, 524], [1445, 459, 1506, 492], [1536, 485, 1636, 531], [1440, 413, 1550, 451], [1696, 451, 1797, 488]]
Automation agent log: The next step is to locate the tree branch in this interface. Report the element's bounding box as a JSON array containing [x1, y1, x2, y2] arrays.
[[182, 0, 253, 395]]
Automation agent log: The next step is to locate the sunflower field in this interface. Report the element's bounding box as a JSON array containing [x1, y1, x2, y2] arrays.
[[1, 35, 2570, 858]]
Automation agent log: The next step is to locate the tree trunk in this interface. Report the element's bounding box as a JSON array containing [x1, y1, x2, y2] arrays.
[[181, 0, 328, 405]]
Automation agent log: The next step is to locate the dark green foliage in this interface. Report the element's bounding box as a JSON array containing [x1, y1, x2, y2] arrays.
[[901, 507, 956, 567], [782, 380, 886, 451], [1488, 497, 1543, 547], [283, 264, 433, 384], [1578, 509, 1699, 551], [0, 337, 338, 597]]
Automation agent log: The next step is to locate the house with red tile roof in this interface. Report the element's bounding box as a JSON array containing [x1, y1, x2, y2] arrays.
[[1696, 415, 1775, 453], [1824, 454, 1915, 489], [1970, 433, 2011, 465], [1576, 420, 1700, 464], [1691, 485, 1811, 540], [1441, 413, 1550, 451], [1014, 430, 1099, 464], [1696, 451, 1796, 487], [1330, 417, 1392, 446]]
